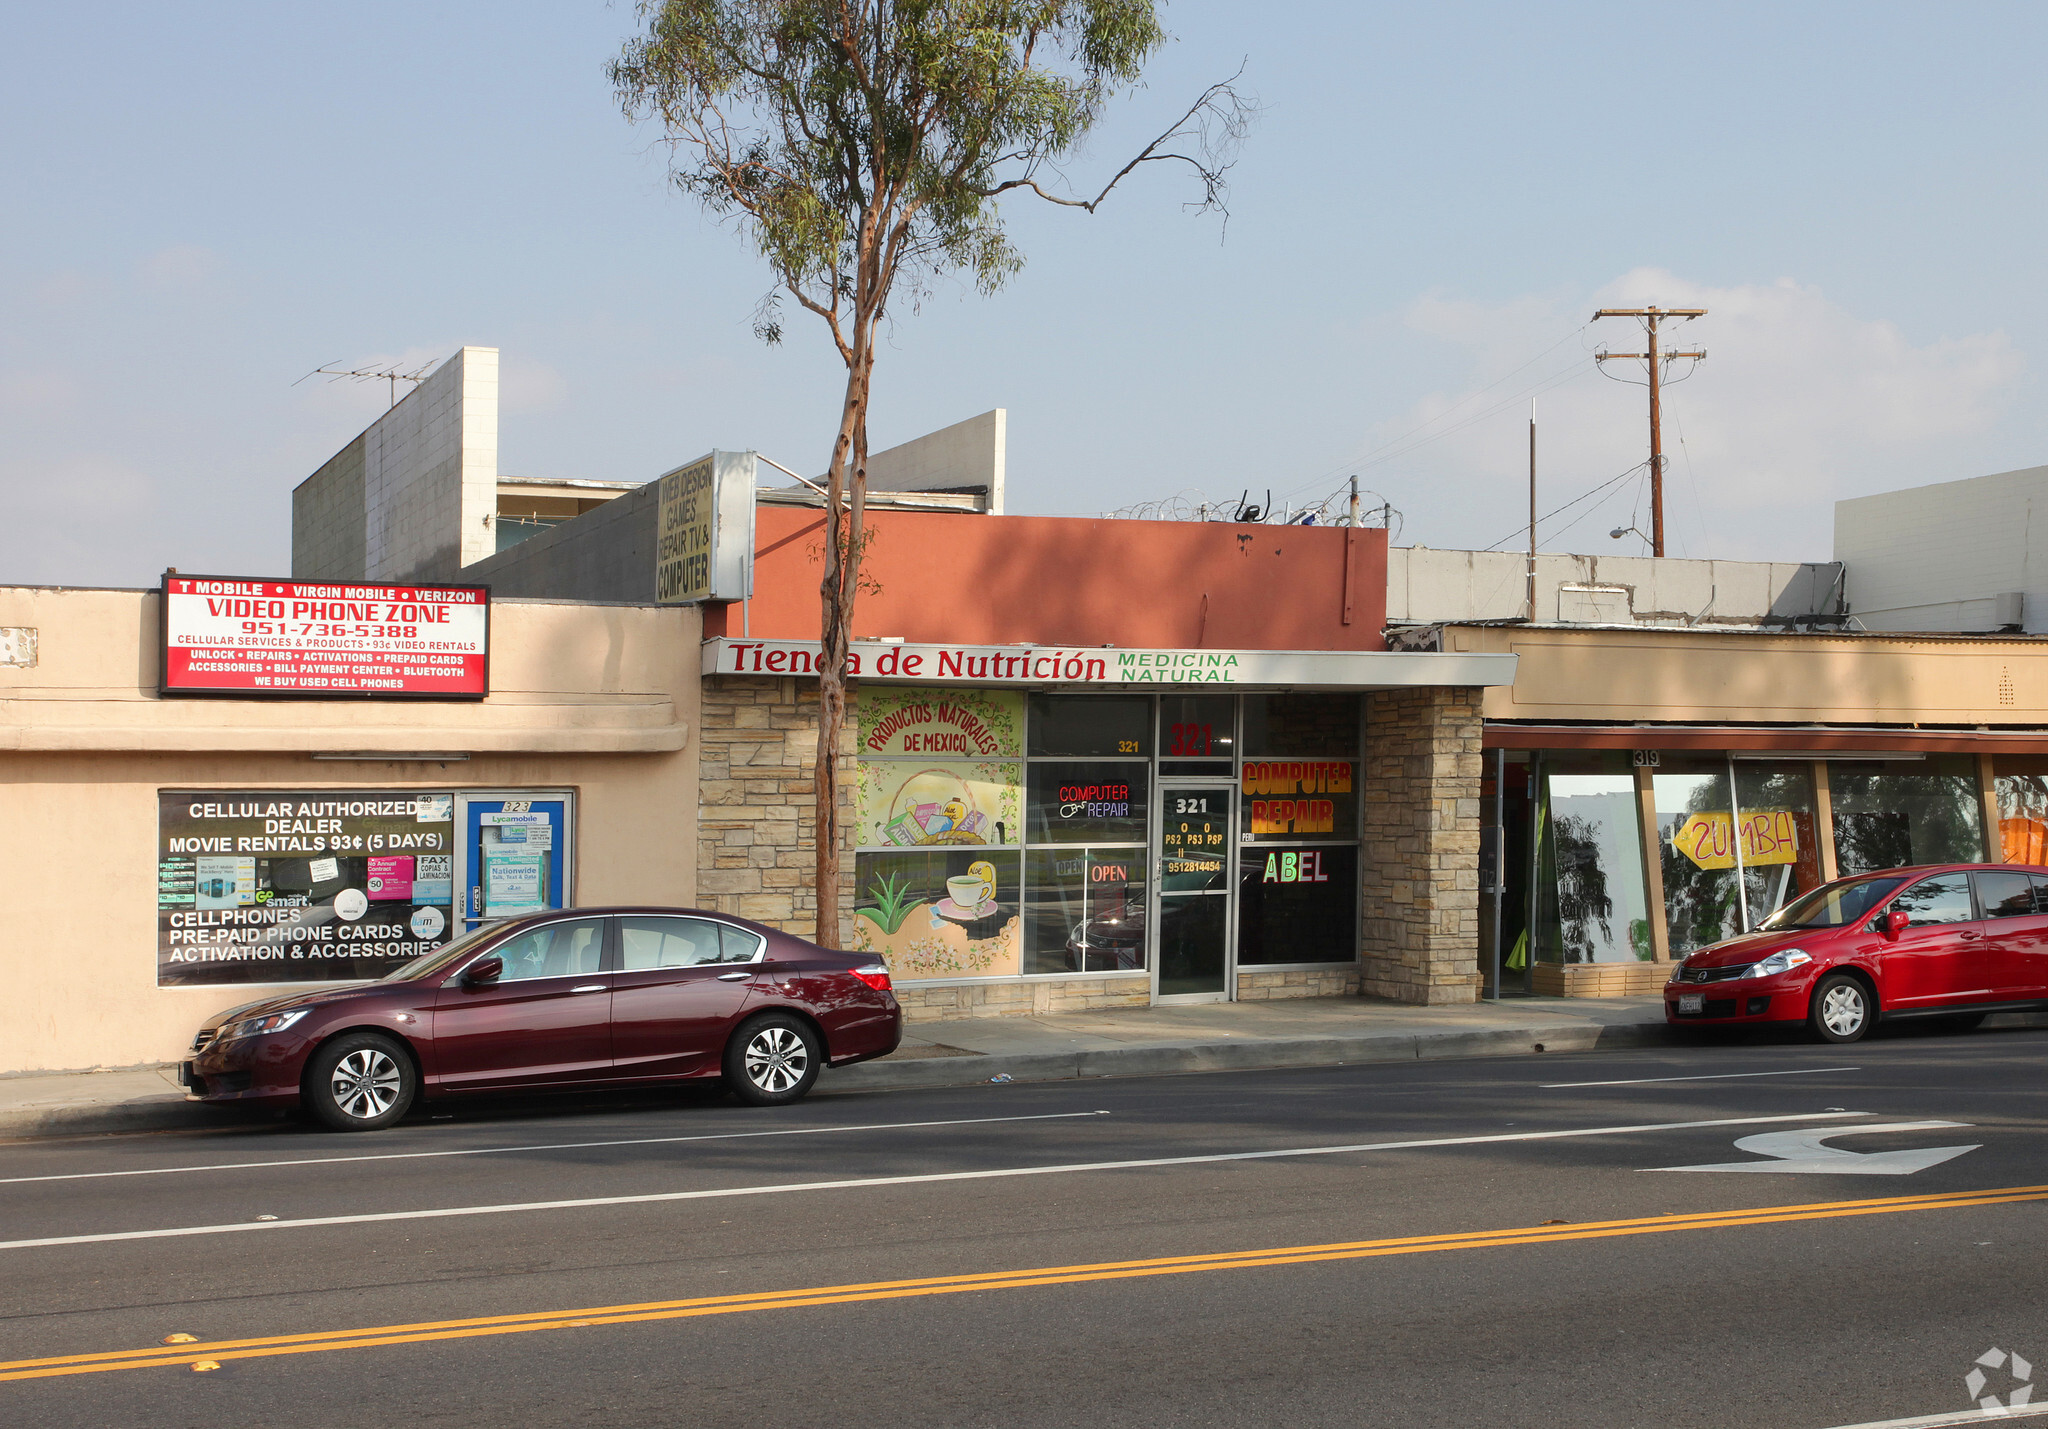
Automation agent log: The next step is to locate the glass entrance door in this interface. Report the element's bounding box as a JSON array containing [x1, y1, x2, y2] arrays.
[[1155, 784, 1234, 1000]]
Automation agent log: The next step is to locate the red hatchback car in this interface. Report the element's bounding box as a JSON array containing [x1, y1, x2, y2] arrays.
[[182, 907, 902, 1130], [1666, 862, 2048, 1042]]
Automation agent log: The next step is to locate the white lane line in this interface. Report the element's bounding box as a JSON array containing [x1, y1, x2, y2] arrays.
[[1816, 1405, 2048, 1428], [0, 1110, 1868, 1253], [1542, 1067, 1861, 1089], [0, 1111, 1113, 1188]]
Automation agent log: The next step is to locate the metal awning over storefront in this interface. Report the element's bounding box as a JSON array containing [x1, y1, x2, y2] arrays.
[[1484, 724, 2048, 755]]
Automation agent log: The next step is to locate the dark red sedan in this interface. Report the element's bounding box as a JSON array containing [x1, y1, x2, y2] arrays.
[[182, 907, 902, 1130], [1665, 862, 2048, 1042]]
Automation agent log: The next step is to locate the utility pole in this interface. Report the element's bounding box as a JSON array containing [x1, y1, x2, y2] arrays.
[[1592, 306, 1706, 557], [1526, 399, 1537, 620]]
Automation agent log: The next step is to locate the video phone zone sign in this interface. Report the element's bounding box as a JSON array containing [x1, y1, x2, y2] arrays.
[[161, 575, 489, 699]]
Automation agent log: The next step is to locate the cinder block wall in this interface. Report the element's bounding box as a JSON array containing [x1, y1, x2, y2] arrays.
[[1359, 686, 1484, 1004], [292, 434, 367, 581], [289, 347, 499, 584]]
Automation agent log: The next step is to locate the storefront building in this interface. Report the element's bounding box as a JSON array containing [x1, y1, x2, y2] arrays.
[[0, 584, 700, 1073], [1433, 622, 2048, 996], [693, 638, 1505, 1018]]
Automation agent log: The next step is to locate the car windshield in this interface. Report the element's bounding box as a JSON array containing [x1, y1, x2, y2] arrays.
[[1759, 875, 1907, 931], [376, 921, 510, 982]]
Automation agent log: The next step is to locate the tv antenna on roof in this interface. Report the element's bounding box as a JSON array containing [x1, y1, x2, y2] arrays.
[[292, 359, 436, 409]]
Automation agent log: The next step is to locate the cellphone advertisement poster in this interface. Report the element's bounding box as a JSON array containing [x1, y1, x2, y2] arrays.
[[158, 791, 456, 986], [160, 575, 489, 698]]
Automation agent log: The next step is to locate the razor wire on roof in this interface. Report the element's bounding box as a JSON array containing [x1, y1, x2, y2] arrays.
[[1100, 482, 1402, 535]]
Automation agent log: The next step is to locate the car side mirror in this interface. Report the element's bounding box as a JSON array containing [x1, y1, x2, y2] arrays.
[[462, 955, 503, 985], [1880, 908, 1908, 940]]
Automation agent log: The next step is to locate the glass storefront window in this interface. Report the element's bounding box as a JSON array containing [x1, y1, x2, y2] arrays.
[[1731, 760, 1823, 925], [1993, 755, 2048, 864], [1022, 849, 1146, 974], [1242, 693, 1360, 757], [1237, 845, 1358, 964], [1026, 761, 1148, 844], [1537, 754, 1651, 963], [157, 789, 464, 987], [1240, 757, 1357, 842], [1160, 694, 1235, 775], [1028, 694, 1150, 757], [1830, 756, 1986, 874], [1653, 758, 1740, 955], [853, 688, 1363, 984]]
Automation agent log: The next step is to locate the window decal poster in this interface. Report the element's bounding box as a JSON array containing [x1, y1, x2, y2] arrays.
[[157, 791, 455, 986]]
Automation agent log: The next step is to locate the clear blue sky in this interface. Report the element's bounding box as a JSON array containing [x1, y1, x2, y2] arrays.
[[6, 1, 2047, 584]]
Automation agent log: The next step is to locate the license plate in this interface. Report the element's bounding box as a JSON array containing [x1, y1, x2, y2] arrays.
[[176, 1061, 193, 1087], [1678, 994, 1704, 1015]]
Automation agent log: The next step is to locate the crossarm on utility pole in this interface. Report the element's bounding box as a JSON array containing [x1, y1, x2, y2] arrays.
[[1590, 306, 1709, 557]]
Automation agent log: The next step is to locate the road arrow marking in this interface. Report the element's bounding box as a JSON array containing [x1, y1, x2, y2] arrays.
[[1651, 1121, 1979, 1176]]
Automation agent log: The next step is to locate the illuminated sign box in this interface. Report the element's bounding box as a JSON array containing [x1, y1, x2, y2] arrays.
[[160, 574, 490, 700]]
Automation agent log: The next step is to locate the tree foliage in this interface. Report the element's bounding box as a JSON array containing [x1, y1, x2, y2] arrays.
[[613, 0, 1250, 941]]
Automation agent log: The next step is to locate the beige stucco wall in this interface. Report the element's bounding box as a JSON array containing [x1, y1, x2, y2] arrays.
[[1446, 624, 2048, 725], [0, 588, 701, 1074]]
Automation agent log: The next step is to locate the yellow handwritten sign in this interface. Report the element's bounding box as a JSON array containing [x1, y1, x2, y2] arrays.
[[1672, 810, 1798, 870]]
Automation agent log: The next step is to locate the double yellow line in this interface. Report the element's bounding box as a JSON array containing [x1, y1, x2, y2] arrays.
[[7, 1182, 2044, 1384]]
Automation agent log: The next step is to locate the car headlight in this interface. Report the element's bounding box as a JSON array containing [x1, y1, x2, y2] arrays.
[[223, 1008, 310, 1040], [1744, 949, 1811, 979]]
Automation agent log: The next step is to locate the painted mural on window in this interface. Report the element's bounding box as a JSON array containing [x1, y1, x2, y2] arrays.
[[856, 761, 1021, 848], [854, 688, 1024, 979], [859, 687, 1022, 757], [850, 850, 1022, 979]]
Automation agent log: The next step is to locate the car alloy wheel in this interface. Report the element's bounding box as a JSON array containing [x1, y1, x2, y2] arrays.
[[305, 1031, 417, 1131], [331, 1048, 404, 1120], [724, 1013, 823, 1106], [745, 1025, 809, 1094], [1809, 973, 1871, 1044]]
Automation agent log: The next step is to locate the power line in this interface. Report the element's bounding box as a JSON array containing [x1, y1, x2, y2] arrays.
[[1482, 462, 1646, 552], [1276, 321, 1595, 504]]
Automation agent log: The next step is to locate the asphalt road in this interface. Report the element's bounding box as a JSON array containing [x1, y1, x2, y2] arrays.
[[5, 1023, 2048, 1429]]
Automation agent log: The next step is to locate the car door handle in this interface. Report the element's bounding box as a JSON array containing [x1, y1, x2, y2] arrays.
[[716, 971, 754, 982], [570, 983, 608, 993], [1958, 930, 1982, 941]]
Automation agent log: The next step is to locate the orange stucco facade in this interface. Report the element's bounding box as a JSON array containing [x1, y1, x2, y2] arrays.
[[705, 508, 1388, 651]]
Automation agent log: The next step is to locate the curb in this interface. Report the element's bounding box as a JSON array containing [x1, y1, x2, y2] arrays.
[[0, 1094, 260, 1143], [42, 1010, 2026, 1139], [0, 1021, 1680, 1140], [827, 1019, 1685, 1094]]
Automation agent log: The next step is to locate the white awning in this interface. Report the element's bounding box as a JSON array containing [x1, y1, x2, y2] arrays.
[[703, 638, 1516, 690]]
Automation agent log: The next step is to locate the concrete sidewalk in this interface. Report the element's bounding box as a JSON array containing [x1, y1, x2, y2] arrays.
[[0, 994, 1684, 1141], [833, 993, 1678, 1093]]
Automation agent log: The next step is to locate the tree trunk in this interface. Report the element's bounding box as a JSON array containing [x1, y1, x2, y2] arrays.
[[813, 327, 874, 946]]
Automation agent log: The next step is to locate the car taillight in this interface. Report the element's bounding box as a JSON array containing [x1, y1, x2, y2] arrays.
[[850, 966, 892, 992]]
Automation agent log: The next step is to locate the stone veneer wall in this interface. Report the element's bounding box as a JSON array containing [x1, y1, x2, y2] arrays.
[[1359, 686, 1484, 1005], [696, 676, 858, 945], [1236, 967, 1362, 1001], [893, 974, 1151, 1020]]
